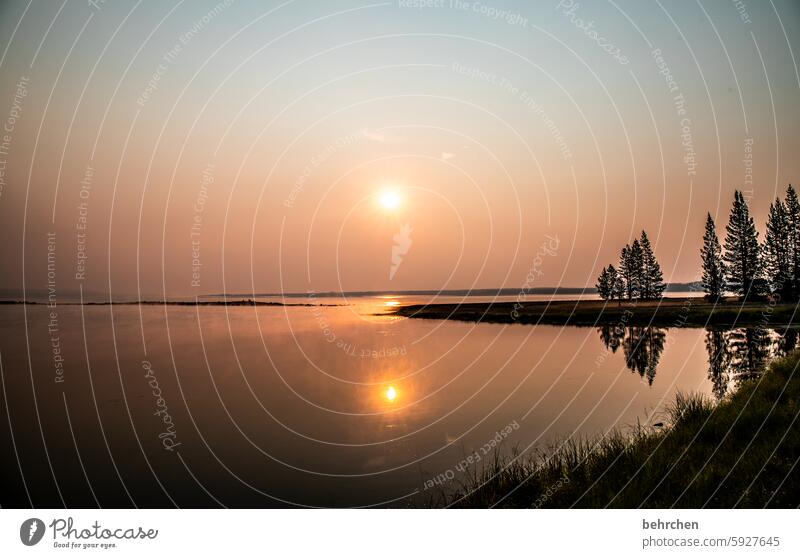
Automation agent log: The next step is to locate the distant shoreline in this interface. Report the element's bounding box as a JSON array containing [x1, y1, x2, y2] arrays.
[[391, 297, 800, 328], [209, 283, 700, 298], [0, 299, 340, 307]]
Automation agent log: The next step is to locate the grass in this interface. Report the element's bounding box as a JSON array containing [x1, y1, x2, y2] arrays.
[[394, 297, 800, 327], [439, 351, 800, 508]]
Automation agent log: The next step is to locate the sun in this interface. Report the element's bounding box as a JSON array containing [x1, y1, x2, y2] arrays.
[[385, 386, 397, 402], [379, 190, 402, 210]]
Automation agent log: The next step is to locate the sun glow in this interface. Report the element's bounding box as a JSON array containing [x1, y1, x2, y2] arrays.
[[378, 190, 402, 210], [385, 386, 397, 402]]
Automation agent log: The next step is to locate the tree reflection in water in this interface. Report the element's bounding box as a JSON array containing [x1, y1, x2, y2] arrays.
[[597, 325, 800, 396], [775, 328, 798, 358], [705, 327, 798, 399], [597, 325, 666, 385], [705, 329, 730, 400]]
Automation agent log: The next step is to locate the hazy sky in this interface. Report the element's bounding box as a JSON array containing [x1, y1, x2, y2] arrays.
[[1, 0, 799, 297]]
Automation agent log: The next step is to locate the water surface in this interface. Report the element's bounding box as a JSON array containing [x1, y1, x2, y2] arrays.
[[0, 294, 788, 507]]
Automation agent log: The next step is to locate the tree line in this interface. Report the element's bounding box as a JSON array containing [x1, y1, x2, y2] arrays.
[[596, 230, 666, 300], [596, 184, 800, 302], [702, 185, 800, 300]]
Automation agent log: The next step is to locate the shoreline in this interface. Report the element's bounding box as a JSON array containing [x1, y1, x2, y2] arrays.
[[440, 350, 800, 508], [0, 299, 340, 307], [392, 297, 800, 328]]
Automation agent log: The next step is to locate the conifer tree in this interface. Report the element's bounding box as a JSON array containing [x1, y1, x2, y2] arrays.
[[784, 184, 800, 298], [723, 190, 763, 298], [764, 197, 792, 298], [608, 264, 623, 302], [629, 239, 644, 298], [639, 231, 665, 299], [618, 245, 635, 300], [596, 266, 611, 300], [596, 264, 623, 301], [700, 213, 726, 300]]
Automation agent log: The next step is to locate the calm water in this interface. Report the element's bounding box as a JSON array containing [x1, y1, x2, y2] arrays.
[[0, 294, 791, 507]]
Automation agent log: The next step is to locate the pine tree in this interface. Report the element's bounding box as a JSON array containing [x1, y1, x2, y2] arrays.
[[596, 267, 611, 299], [700, 213, 726, 300], [638, 239, 651, 300], [597, 264, 623, 301], [784, 184, 800, 298], [619, 241, 645, 300], [618, 245, 635, 300], [608, 264, 623, 302], [639, 231, 665, 299], [724, 190, 763, 298], [629, 239, 644, 299], [764, 197, 792, 298]]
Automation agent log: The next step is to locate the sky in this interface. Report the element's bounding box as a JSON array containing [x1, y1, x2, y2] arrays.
[[0, 0, 799, 297]]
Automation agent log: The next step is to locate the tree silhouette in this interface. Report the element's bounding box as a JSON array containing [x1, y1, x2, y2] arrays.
[[617, 239, 644, 300], [629, 239, 643, 298], [596, 266, 612, 300], [784, 184, 800, 298], [700, 213, 726, 300], [596, 264, 623, 302], [764, 197, 792, 298], [604, 233, 664, 301], [618, 244, 636, 300], [639, 231, 665, 299], [609, 264, 624, 302], [724, 190, 763, 298]]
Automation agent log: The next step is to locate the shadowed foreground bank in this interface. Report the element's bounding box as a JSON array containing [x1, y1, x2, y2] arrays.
[[394, 297, 800, 327], [442, 351, 800, 508]]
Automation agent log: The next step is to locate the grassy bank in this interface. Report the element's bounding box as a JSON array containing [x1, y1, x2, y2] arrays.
[[442, 351, 800, 508], [394, 297, 800, 327]]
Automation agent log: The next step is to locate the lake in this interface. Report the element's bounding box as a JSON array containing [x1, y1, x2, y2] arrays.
[[0, 294, 791, 507]]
